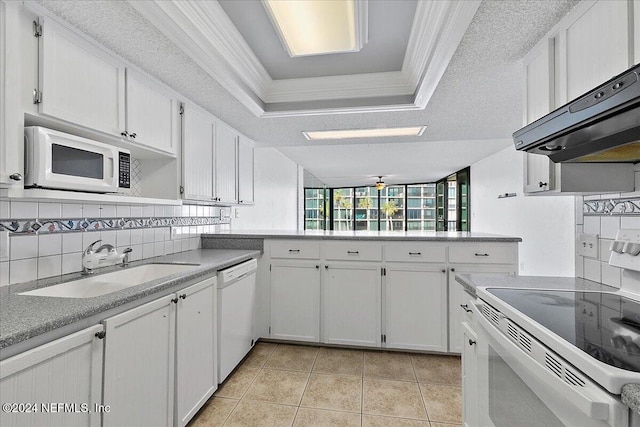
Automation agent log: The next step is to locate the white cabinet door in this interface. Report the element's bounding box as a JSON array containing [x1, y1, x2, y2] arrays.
[[103, 295, 175, 427], [635, 0, 640, 64], [462, 322, 478, 427], [214, 121, 237, 204], [384, 264, 448, 352], [175, 278, 217, 427], [448, 265, 514, 354], [237, 135, 254, 205], [125, 69, 178, 156], [522, 39, 555, 194], [182, 103, 214, 201], [39, 17, 125, 136], [323, 263, 381, 347], [271, 262, 321, 342], [565, 1, 630, 100], [0, 325, 104, 427], [0, 1, 22, 187]]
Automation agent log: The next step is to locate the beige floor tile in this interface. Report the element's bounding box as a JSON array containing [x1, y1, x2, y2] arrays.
[[244, 369, 310, 405], [293, 408, 361, 427], [300, 374, 362, 413], [363, 378, 427, 420], [241, 343, 278, 369], [364, 351, 416, 381], [419, 384, 462, 424], [224, 400, 297, 427], [411, 355, 461, 385], [430, 423, 462, 427], [264, 344, 319, 372], [188, 397, 238, 426], [214, 367, 260, 399], [362, 414, 430, 426], [313, 348, 363, 376]]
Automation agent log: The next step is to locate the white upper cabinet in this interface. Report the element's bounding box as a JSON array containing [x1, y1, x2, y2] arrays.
[[38, 17, 126, 136], [635, 0, 640, 63], [125, 69, 179, 156], [237, 135, 254, 204], [214, 120, 238, 204], [565, 0, 630, 100], [182, 103, 214, 201]]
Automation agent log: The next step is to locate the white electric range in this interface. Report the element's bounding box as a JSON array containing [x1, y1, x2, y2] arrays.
[[470, 229, 640, 427]]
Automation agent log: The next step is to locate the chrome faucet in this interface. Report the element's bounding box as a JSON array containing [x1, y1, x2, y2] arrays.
[[82, 240, 129, 275], [121, 247, 133, 267]]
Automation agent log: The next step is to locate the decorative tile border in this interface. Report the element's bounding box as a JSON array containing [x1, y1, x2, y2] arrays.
[[583, 197, 640, 216], [0, 216, 231, 235]]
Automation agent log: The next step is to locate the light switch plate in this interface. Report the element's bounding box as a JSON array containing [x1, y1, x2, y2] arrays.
[[0, 231, 8, 262], [577, 233, 599, 259]]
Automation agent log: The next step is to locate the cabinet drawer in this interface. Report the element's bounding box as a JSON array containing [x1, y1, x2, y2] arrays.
[[324, 241, 382, 261], [270, 240, 320, 259], [449, 244, 516, 264], [384, 244, 446, 263]]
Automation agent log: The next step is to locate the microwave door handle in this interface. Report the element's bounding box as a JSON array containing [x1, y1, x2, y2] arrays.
[[472, 303, 619, 423], [107, 156, 114, 179]]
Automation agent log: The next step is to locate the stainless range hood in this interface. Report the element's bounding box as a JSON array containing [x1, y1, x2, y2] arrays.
[[513, 63, 640, 163]]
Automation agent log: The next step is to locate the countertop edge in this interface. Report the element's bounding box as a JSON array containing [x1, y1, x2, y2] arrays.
[[201, 233, 522, 242]]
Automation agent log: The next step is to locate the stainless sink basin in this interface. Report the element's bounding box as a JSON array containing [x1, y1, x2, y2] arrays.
[[19, 264, 200, 298]]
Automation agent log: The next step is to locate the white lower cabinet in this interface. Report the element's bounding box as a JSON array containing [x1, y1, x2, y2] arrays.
[[323, 263, 381, 347], [103, 295, 176, 427], [384, 264, 448, 352], [462, 321, 478, 427], [270, 261, 321, 342], [0, 325, 104, 427], [175, 278, 217, 427], [103, 276, 217, 427]]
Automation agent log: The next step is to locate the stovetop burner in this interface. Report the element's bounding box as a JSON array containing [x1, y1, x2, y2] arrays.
[[487, 289, 640, 373]]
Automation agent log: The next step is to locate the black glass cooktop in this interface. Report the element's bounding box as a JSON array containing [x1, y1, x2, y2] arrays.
[[487, 289, 640, 373]]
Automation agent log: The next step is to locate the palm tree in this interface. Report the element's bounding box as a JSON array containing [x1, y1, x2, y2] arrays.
[[381, 201, 398, 231], [358, 197, 373, 209]]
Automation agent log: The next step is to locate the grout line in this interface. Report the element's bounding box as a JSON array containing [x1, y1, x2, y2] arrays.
[[412, 356, 431, 423], [219, 396, 240, 426]]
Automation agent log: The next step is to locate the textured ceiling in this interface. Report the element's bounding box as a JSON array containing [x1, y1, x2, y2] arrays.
[[38, 0, 578, 186], [217, 0, 416, 80]]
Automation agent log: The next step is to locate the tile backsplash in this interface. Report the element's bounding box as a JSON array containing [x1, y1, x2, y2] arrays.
[[575, 165, 640, 287], [0, 200, 230, 287]]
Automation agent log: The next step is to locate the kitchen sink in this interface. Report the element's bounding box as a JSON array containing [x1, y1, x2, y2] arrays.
[[19, 263, 200, 298]]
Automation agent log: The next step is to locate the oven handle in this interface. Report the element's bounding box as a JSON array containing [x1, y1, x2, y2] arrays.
[[471, 301, 618, 423]]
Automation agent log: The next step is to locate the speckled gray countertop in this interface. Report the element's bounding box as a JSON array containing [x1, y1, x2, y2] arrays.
[[0, 249, 260, 352], [203, 229, 522, 242], [457, 273, 639, 412], [455, 274, 618, 296], [622, 384, 640, 414]]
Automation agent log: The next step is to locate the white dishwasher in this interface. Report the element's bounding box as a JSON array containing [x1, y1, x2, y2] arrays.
[[217, 258, 257, 383]]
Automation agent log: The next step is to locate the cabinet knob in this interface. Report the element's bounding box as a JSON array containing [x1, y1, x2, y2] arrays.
[[450, 268, 455, 272], [121, 131, 129, 137], [441, 269, 446, 273], [9, 173, 22, 181], [179, 294, 186, 299], [460, 304, 472, 313], [95, 331, 106, 339], [171, 297, 179, 304], [324, 265, 329, 270], [316, 265, 320, 269], [130, 133, 137, 139], [468, 339, 476, 346], [538, 181, 547, 188]]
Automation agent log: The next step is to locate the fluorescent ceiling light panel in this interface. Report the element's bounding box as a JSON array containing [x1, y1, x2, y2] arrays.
[[303, 126, 427, 140], [262, 0, 367, 57]]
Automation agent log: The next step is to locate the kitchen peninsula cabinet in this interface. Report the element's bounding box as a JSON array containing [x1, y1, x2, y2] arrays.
[[237, 135, 255, 204], [0, 325, 104, 427]]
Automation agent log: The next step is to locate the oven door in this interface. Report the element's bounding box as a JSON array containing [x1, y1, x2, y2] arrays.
[[28, 128, 119, 193], [472, 301, 629, 427]]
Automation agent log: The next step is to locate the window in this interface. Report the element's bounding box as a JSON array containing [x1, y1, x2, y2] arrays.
[[303, 171, 469, 232]]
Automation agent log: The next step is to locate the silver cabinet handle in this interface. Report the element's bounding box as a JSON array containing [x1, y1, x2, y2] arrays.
[[460, 304, 472, 313], [474, 253, 489, 257], [9, 173, 22, 181], [130, 133, 137, 139], [539, 181, 548, 188], [288, 249, 300, 253], [409, 252, 421, 256], [347, 251, 359, 254]]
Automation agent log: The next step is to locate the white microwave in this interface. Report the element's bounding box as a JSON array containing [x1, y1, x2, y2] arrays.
[[24, 127, 130, 194]]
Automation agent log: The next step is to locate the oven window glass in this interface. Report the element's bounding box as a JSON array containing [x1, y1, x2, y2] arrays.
[[488, 347, 563, 427], [51, 144, 103, 179]]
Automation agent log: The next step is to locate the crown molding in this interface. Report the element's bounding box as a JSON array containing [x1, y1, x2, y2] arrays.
[[130, 0, 478, 117]]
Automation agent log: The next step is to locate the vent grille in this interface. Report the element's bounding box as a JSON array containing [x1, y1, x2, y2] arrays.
[[545, 353, 563, 378], [564, 368, 586, 387], [482, 305, 500, 326], [507, 323, 518, 341], [518, 334, 532, 353]]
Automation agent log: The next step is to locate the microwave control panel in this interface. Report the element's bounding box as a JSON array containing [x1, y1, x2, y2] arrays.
[[118, 152, 131, 189]]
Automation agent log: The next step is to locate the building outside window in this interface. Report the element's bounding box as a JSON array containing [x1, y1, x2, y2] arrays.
[[333, 188, 354, 231], [304, 188, 328, 230], [406, 183, 437, 230], [355, 186, 379, 230], [380, 185, 405, 231]]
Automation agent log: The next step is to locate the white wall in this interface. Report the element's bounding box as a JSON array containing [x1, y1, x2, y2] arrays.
[[232, 147, 299, 230], [471, 146, 575, 277]]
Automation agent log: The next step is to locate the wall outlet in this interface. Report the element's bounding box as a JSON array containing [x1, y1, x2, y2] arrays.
[[0, 231, 8, 262], [234, 208, 240, 218], [577, 233, 599, 259]]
